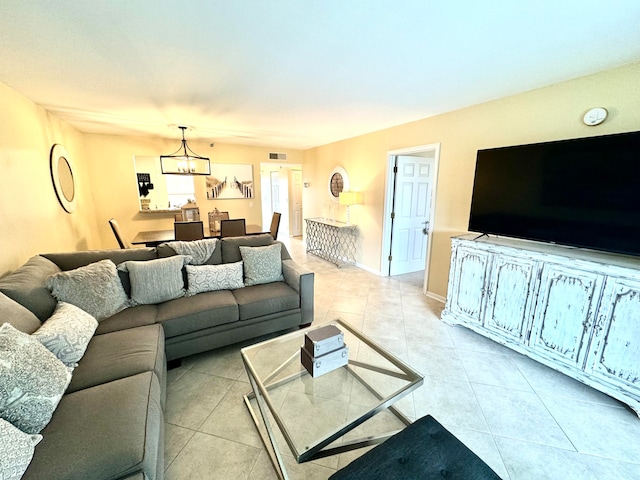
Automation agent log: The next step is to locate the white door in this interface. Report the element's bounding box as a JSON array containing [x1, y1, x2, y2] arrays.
[[389, 155, 435, 275], [290, 170, 303, 236], [270, 171, 280, 213]]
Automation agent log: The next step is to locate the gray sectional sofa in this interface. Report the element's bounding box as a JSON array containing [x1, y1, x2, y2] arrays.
[[0, 234, 314, 480]]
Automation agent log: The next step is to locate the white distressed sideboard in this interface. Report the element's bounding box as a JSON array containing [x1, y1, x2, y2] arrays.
[[441, 234, 640, 416]]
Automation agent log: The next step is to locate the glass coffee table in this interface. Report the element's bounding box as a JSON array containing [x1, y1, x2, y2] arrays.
[[241, 319, 424, 479]]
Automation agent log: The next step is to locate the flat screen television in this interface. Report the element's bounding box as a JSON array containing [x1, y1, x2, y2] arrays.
[[468, 130, 640, 257]]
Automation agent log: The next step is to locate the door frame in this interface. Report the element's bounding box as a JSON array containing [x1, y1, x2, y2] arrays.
[[380, 144, 441, 291]]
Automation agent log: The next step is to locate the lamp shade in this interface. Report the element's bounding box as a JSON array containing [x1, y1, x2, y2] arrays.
[[339, 191, 363, 206]]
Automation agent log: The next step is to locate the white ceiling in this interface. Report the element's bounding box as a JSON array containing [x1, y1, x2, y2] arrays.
[[1, 1, 639, 149]]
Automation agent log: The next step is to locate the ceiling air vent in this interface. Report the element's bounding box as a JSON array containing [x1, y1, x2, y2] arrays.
[[269, 152, 287, 160]]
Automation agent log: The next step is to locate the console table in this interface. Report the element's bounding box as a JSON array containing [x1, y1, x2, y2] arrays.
[[305, 218, 357, 267], [442, 234, 640, 417]]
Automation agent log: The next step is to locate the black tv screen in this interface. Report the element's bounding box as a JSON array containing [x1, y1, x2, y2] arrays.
[[468, 130, 640, 257]]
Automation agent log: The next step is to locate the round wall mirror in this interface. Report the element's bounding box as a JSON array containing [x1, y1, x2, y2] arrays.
[[328, 166, 349, 202], [50, 144, 77, 213]]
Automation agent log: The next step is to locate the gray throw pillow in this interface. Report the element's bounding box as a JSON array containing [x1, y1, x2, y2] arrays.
[[46, 259, 129, 321], [0, 418, 42, 480], [0, 323, 72, 434], [32, 302, 98, 367], [239, 244, 285, 286], [185, 261, 244, 296], [117, 255, 189, 305]]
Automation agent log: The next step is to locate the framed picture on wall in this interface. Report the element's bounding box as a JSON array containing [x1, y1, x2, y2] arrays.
[[206, 164, 254, 199]]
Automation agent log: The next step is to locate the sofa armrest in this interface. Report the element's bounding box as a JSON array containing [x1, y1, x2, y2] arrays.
[[282, 259, 314, 325]]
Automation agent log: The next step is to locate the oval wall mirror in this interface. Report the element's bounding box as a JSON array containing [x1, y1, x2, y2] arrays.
[[328, 166, 349, 203], [50, 144, 77, 213]]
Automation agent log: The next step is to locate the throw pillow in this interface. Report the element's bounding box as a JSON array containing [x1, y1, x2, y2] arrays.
[[46, 259, 129, 321], [239, 244, 285, 286], [185, 262, 244, 296], [32, 302, 98, 367], [0, 323, 72, 434], [0, 418, 42, 480], [117, 255, 189, 305]]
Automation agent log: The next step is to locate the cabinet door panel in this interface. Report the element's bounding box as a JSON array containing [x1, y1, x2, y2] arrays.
[[588, 278, 640, 392], [530, 264, 603, 369], [484, 255, 538, 342], [447, 246, 490, 324]]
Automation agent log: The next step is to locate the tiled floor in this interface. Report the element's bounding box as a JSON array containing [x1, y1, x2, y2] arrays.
[[164, 237, 640, 480]]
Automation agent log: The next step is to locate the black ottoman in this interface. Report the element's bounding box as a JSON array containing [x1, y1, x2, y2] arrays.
[[329, 415, 502, 480]]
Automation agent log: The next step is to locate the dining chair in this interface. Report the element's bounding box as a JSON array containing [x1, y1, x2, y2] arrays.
[[208, 210, 229, 235], [174, 221, 204, 241], [220, 219, 246, 238], [269, 212, 281, 240], [108, 218, 130, 249]]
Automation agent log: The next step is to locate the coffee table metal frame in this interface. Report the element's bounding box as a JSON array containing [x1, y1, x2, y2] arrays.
[[241, 319, 424, 480]]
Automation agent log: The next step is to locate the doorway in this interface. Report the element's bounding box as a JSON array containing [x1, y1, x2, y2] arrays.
[[260, 163, 303, 238], [381, 144, 440, 288]]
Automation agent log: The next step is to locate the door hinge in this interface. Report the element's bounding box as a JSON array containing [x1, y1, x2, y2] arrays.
[[388, 255, 393, 261], [393, 166, 398, 173], [390, 212, 395, 219]]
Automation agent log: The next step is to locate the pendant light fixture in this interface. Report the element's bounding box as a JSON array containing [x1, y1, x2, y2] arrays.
[[160, 126, 211, 175]]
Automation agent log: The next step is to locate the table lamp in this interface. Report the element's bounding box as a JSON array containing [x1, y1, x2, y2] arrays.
[[339, 191, 363, 225]]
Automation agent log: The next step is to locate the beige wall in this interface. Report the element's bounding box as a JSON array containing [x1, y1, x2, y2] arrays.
[[82, 134, 305, 248], [0, 82, 100, 275], [303, 62, 640, 298]]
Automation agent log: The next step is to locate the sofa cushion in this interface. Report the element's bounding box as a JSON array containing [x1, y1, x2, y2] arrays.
[[157, 290, 239, 337], [118, 255, 189, 305], [232, 282, 300, 321], [22, 372, 163, 480], [240, 243, 285, 286], [46, 259, 129, 321], [0, 256, 60, 321], [0, 292, 41, 334], [32, 302, 98, 367], [42, 248, 157, 272], [220, 234, 274, 263], [185, 261, 244, 295], [95, 304, 158, 335], [0, 418, 42, 480], [67, 324, 165, 401], [0, 323, 71, 434]]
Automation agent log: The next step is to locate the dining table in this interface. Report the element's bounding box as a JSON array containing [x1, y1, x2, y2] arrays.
[[131, 224, 269, 247]]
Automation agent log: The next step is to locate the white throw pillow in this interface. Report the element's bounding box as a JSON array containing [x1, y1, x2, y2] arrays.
[[32, 302, 98, 367], [239, 244, 284, 286], [0, 323, 72, 434], [117, 255, 190, 305], [185, 262, 244, 296], [46, 259, 129, 321], [0, 418, 42, 480]]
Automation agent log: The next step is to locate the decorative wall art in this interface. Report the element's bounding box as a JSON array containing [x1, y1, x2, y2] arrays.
[[50, 144, 77, 213], [206, 164, 254, 199]]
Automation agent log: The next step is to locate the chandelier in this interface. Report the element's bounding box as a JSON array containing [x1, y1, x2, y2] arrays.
[[160, 126, 211, 175]]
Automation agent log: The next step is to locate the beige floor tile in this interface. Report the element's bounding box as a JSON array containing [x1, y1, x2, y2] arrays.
[[539, 395, 640, 463], [494, 436, 597, 480], [165, 370, 235, 430], [199, 381, 263, 448], [473, 383, 574, 449], [413, 374, 490, 432], [164, 423, 196, 470], [165, 432, 261, 480]]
